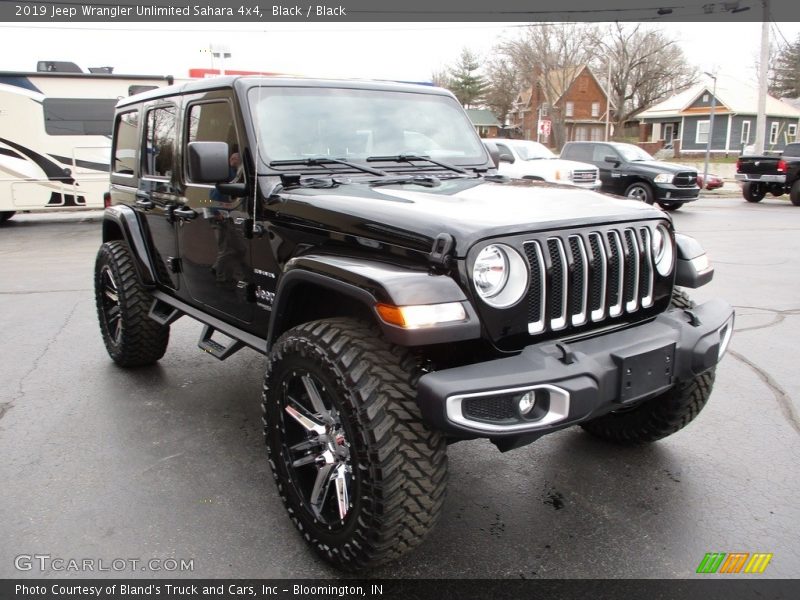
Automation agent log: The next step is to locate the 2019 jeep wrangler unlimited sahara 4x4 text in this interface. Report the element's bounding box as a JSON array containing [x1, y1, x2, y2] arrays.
[[95, 77, 734, 570]]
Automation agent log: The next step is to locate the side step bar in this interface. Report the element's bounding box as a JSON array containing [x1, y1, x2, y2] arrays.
[[150, 291, 267, 358], [198, 325, 245, 360]]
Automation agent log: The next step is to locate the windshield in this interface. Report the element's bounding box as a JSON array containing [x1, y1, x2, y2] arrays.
[[512, 141, 556, 160], [247, 86, 487, 168], [616, 144, 655, 162]]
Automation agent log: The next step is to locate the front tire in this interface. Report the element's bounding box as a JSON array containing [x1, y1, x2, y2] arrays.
[[263, 318, 448, 570], [0, 211, 15, 223], [790, 180, 800, 206], [742, 182, 766, 203], [625, 182, 654, 204], [658, 201, 682, 211], [580, 289, 716, 445], [94, 241, 169, 367]]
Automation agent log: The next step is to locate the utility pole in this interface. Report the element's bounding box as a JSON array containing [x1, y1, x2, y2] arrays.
[[605, 59, 611, 141], [703, 72, 717, 186], [753, 0, 770, 154]]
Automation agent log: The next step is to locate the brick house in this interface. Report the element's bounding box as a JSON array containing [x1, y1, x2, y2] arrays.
[[508, 65, 610, 148]]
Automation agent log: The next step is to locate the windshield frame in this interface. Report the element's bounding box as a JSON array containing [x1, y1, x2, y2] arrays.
[[242, 80, 493, 174]]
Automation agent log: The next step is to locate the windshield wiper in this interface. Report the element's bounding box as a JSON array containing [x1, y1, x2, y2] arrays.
[[369, 175, 441, 188], [269, 157, 388, 177], [366, 154, 468, 174]]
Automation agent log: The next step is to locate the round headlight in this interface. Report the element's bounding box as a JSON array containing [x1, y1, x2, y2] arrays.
[[473, 245, 508, 299], [472, 244, 529, 308], [651, 224, 674, 276]]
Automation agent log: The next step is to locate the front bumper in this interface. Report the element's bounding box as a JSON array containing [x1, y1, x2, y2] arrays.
[[734, 173, 786, 184], [417, 298, 734, 440], [653, 183, 700, 201]]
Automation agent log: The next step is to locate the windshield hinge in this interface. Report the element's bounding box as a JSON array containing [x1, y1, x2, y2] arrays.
[[429, 233, 455, 269]]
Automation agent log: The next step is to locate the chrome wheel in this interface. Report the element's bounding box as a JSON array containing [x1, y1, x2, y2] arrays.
[[626, 184, 649, 202], [278, 370, 353, 527]]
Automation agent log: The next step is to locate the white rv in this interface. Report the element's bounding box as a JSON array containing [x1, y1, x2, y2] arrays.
[[0, 69, 173, 223]]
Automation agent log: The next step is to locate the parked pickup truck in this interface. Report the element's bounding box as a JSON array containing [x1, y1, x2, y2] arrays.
[[482, 138, 601, 189], [735, 142, 800, 205]]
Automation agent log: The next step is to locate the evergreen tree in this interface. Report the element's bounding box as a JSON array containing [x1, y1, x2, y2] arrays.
[[448, 48, 488, 108]]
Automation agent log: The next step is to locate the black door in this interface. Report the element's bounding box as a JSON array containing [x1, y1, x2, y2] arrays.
[[137, 103, 181, 289], [177, 95, 255, 324]]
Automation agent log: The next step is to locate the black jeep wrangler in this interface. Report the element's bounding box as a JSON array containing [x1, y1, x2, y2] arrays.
[[95, 77, 734, 570]]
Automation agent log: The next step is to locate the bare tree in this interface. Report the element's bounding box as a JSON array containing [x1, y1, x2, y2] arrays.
[[770, 34, 800, 98], [483, 56, 520, 127], [431, 68, 451, 90], [494, 23, 599, 146], [590, 23, 697, 134]]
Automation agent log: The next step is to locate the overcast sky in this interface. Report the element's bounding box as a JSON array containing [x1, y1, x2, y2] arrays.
[[1, 21, 798, 89]]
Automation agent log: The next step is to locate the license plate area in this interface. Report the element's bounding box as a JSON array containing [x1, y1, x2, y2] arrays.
[[613, 343, 676, 403]]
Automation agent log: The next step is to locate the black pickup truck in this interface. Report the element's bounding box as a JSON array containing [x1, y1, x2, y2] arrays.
[[735, 142, 800, 205]]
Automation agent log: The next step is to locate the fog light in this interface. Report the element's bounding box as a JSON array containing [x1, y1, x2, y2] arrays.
[[517, 391, 536, 416]]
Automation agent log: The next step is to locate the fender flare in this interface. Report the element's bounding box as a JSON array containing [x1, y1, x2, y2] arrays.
[[268, 254, 481, 349], [102, 205, 157, 287]]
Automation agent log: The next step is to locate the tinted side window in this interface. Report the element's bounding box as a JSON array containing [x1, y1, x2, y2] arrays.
[[592, 145, 613, 162], [43, 98, 117, 135], [186, 101, 239, 183], [143, 106, 176, 178], [112, 111, 139, 176], [564, 144, 591, 162], [496, 143, 512, 156]]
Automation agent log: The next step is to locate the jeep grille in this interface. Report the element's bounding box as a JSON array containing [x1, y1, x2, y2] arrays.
[[523, 227, 655, 335]]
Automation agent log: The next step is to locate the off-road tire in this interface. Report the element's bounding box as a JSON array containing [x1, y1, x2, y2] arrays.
[[625, 182, 654, 204], [658, 201, 682, 211], [263, 318, 448, 571], [580, 289, 716, 445], [0, 211, 15, 223], [790, 180, 800, 206], [94, 241, 169, 367], [743, 182, 766, 203]]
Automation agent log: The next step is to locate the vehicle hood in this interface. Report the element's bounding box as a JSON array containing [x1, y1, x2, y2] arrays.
[[270, 176, 665, 257], [629, 160, 696, 175], [500, 158, 597, 176]]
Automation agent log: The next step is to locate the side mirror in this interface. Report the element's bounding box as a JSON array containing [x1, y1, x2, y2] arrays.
[[498, 153, 515, 164], [604, 155, 619, 164], [484, 144, 500, 168], [188, 141, 230, 183]]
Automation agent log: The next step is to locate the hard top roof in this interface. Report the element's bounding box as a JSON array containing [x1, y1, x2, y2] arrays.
[[117, 76, 451, 107]]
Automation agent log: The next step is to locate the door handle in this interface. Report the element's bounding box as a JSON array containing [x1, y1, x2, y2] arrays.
[[135, 192, 154, 210], [173, 206, 198, 221]]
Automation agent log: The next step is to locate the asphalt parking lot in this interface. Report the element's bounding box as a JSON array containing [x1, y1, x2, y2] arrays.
[[1, 195, 799, 579]]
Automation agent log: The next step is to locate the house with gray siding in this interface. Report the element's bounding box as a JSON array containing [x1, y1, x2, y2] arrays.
[[637, 76, 800, 155]]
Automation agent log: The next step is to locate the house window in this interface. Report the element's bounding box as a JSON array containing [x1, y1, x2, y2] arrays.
[[696, 120, 710, 145], [769, 122, 779, 145], [591, 102, 600, 117], [703, 94, 709, 103], [565, 102, 574, 117], [741, 120, 751, 145], [787, 123, 797, 142]]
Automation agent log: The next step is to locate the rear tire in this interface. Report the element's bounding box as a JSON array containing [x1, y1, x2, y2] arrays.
[[0, 211, 15, 223], [94, 241, 169, 367], [580, 289, 716, 445], [742, 182, 766, 203], [263, 318, 448, 570], [790, 180, 800, 206]]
